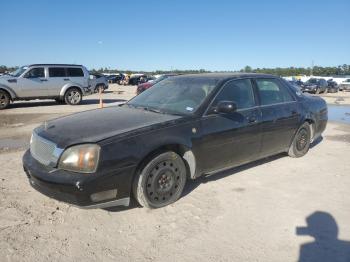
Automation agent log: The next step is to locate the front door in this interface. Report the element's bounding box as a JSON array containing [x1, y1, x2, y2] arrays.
[[17, 67, 48, 97], [196, 79, 262, 173]]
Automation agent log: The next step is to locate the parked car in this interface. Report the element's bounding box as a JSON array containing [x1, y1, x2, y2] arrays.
[[23, 73, 327, 209], [0, 64, 90, 109], [136, 74, 178, 95], [326, 79, 339, 93], [300, 78, 328, 94], [89, 73, 109, 93], [339, 79, 350, 91], [107, 74, 123, 84], [129, 74, 147, 85]]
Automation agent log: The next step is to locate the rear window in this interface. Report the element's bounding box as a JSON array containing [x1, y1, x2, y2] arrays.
[[67, 68, 84, 77], [49, 67, 66, 77]]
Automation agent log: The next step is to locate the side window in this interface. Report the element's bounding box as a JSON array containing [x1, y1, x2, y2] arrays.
[[49, 67, 66, 77], [67, 68, 84, 77], [256, 79, 294, 105], [212, 79, 255, 110], [24, 67, 45, 78]]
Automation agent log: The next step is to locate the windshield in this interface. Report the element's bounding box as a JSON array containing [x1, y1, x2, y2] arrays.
[[307, 78, 318, 84], [10, 66, 28, 77], [127, 77, 219, 115]]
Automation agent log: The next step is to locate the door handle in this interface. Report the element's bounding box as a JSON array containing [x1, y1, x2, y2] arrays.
[[64, 78, 69, 81], [40, 79, 48, 81], [291, 110, 297, 115]]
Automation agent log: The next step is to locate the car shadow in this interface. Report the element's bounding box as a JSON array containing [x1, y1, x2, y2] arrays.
[[310, 136, 323, 149], [296, 211, 350, 262], [103, 198, 141, 213], [182, 154, 285, 198], [8, 99, 126, 108]]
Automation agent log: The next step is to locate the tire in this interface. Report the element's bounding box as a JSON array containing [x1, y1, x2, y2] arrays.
[[315, 88, 320, 94], [288, 122, 311, 158], [133, 151, 187, 209], [94, 84, 105, 93], [64, 88, 82, 105], [0, 90, 10, 110]]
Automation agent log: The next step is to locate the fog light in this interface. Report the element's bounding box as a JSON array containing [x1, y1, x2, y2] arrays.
[[90, 189, 117, 202]]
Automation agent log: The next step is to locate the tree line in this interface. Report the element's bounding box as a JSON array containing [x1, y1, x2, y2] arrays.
[[1, 64, 350, 76]]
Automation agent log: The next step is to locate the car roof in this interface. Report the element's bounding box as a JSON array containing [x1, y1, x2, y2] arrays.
[[171, 72, 279, 81], [27, 64, 83, 67]]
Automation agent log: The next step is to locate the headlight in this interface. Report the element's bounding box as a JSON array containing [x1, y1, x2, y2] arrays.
[[58, 144, 100, 173]]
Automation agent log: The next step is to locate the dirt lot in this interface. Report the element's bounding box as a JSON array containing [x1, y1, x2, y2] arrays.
[[1, 85, 350, 262]]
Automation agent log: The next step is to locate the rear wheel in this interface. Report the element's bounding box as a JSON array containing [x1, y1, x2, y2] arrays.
[[288, 122, 311, 158], [133, 151, 187, 208], [0, 90, 10, 110], [64, 88, 82, 105]]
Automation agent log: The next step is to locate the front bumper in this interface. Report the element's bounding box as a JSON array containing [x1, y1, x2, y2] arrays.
[[22, 150, 134, 209]]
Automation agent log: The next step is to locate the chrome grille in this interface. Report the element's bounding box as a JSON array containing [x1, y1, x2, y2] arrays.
[[30, 132, 57, 166]]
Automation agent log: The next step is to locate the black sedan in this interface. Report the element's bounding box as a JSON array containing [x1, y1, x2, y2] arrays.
[[23, 73, 328, 209]]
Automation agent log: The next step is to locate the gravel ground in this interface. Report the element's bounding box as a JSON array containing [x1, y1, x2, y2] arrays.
[[1, 85, 350, 262]]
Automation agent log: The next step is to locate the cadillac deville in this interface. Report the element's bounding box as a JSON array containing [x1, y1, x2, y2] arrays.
[[23, 73, 328, 209]]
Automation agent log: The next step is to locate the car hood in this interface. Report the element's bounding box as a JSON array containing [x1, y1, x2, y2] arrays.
[[0, 75, 15, 83], [35, 106, 182, 148]]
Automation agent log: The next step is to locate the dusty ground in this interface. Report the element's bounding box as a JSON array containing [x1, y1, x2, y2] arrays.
[[319, 90, 350, 105], [1, 85, 350, 262]]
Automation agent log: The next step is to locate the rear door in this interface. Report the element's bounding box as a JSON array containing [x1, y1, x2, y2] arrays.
[[254, 78, 300, 157], [16, 67, 49, 97], [196, 78, 262, 173], [47, 67, 67, 96]]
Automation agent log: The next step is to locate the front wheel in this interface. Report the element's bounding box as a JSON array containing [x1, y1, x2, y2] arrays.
[[133, 151, 187, 208], [64, 88, 82, 105], [0, 90, 10, 110], [288, 122, 311, 158]]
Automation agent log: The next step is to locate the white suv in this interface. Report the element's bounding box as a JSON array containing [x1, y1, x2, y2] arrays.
[[0, 64, 91, 109]]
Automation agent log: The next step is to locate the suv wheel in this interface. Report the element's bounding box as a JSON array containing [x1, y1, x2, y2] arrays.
[[0, 90, 10, 110], [64, 88, 82, 105]]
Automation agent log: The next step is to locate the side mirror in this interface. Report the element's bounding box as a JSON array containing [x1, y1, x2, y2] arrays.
[[216, 101, 237, 114]]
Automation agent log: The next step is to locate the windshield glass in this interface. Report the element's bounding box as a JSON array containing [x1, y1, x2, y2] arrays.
[[307, 78, 318, 84], [10, 66, 28, 77], [127, 77, 219, 115]]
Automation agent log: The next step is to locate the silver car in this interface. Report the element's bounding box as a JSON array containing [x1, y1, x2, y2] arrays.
[[0, 64, 90, 109], [339, 79, 350, 91]]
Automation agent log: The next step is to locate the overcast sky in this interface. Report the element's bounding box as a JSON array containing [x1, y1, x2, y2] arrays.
[[1, 0, 349, 71]]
